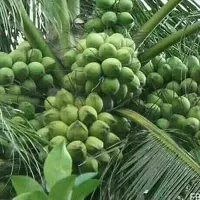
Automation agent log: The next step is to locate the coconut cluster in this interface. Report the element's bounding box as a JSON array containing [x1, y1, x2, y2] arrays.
[[129, 54, 200, 140], [0, 41, 56, 97], [33, 88, 131, 173], [62, 32, 144, 109], [84, 0, 135, 34]]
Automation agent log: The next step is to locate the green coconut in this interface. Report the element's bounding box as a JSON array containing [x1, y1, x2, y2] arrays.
[[184, 93, 198, 106], [96, 151, 111, 170], [18, 101, 35, 120], [71, 67, 87, 85], [82, 48, 99, 63], [85, 80, 100, 94], [79, 157, 98, 173], [54, 88, 74, 109], [180, 78, 197, 94], [84, 62, 102, 81], [7, 85, 21, 95], [140, 61, 154, 76], [67, 141, 87, 163], [125, 38, 135, 49], [76, 53, 87, 67], [89, 120, 110, 141], [12, 61, 29, 81], [21, 79, 37, 95], [118, 0, 133, 12], [136, 71, 146, 86], [146, 72, 164, 89], [166, 81, 181, 95], [172, 63, 188, 83], [117, 48, 131, 65], [38, 74, 54, 90], [109, 148, 123, 160], [96, 0, 116, 10], [183, 117, 200, 135], [156, 118, 170, 130], [128, 57, 141, 73], [147, 94, 163, 107], [190, 66, 200, 83], [71, 62, 79, 71], [157, 63, 172, 82], [41, 57, 56, 72], [61, 73, 76, 92], [106, 132, 120, 147], [29, 119, 42, 131], [74, 96, 86, 109], [102, 96, 114, 111], [49, 136, 68, 149], [0, 52, 13, 68], [102, 58, 122, 78], [60, 104, 78, 125], [105, 33, 125, 49], [117, 12, 134, 26], [97, 113, 116, 129], [43, 108, 60, 125], [17, 41, 31, 51], [9, 50, 27, 63], [98, 43, 117, 60], [112, 115, 131, 136], [145, 103, 161, 121], [102, 11, 117, 27], [76, 39, 87, 53], [27, 48, 43, 62], [171, 96, 190, 115], [85, 92, 103, 113], [48, 120, 68, 138], [101, 78, 120, 95], [167, 56, 182, 68], [0, 68, 14, 85], [85, 136, 104, 154], [11, 116, 26, 125], [127, 74, 140, 92], [151, 55, 166, 71], [159, 89, 178, 103], [0, 86, 5, 95], [113, 84, 128, 103], [78, 105, 97, 126], [28, 62, 45, 81], [160, 103, 173, 120], [44, 96, 56, 110], [67, 120, 88, 142], [184, 55, 199, 70], [84, 17, 104, 33], [169, 114, 186, 130], [86, 33, 104, 49], [62, 49, 77, 68], [187, 106, 200, 121], [37, 127, 50, 141]]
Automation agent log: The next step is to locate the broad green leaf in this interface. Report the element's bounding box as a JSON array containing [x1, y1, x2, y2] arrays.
[[49, 175, 76, 200], [11, 176, 44, 195], [13, 193, 31, 200], [75, 173, 98, 186], [71, 179, 100, 200], [28, 191, 49, 200], [44, 141, 72, 189]]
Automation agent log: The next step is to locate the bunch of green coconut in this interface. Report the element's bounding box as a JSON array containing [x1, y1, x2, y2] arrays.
[[0, 41, 56, 99], [84, 0, 135, 34], [30, 88, 131, 173], [128, 54, 200, 141]]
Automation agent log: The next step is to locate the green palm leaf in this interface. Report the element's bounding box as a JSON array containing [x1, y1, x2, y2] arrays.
[[100, 109, 200, 200]]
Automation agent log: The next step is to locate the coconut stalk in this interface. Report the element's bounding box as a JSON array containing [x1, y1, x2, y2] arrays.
[[116, 108, 200, 173], [134, 0, 183, 48], [16, 1, 65, 85], [139, 21, 200, 62]]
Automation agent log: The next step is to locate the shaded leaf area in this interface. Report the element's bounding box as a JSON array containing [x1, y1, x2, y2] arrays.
[[100, 131, 200, 200]]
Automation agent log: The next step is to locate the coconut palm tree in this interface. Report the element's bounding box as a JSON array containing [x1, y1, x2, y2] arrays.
[[1, 0, 200, 199]]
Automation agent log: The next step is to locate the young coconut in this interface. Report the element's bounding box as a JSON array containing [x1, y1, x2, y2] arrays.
[[28, 62, 45, 81], [85, 136, 104, 154], [44, 96, 56, 110], [169, 114, 186, 130], [27, 48, 43, 62], [9, 50, 27, 63], [37, 127, 51, 141], [101, 78, 120, 95], [0, 52, 13, 68], [18, 101, 35, 120], [41, 57, 56, 72], [48, 121, 68, 138], [0, 68, 14, 85], [43, 108, 60, 125], [183, 117, 200, 136], [156, 118, 170, 130], [21, 79, 37, 95], [79, 157, 98, 173], [98, 43, 117, 60], [84, 62, 102, 81]]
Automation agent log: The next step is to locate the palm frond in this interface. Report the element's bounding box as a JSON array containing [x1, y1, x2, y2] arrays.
[[100, 109, 200, 200]]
